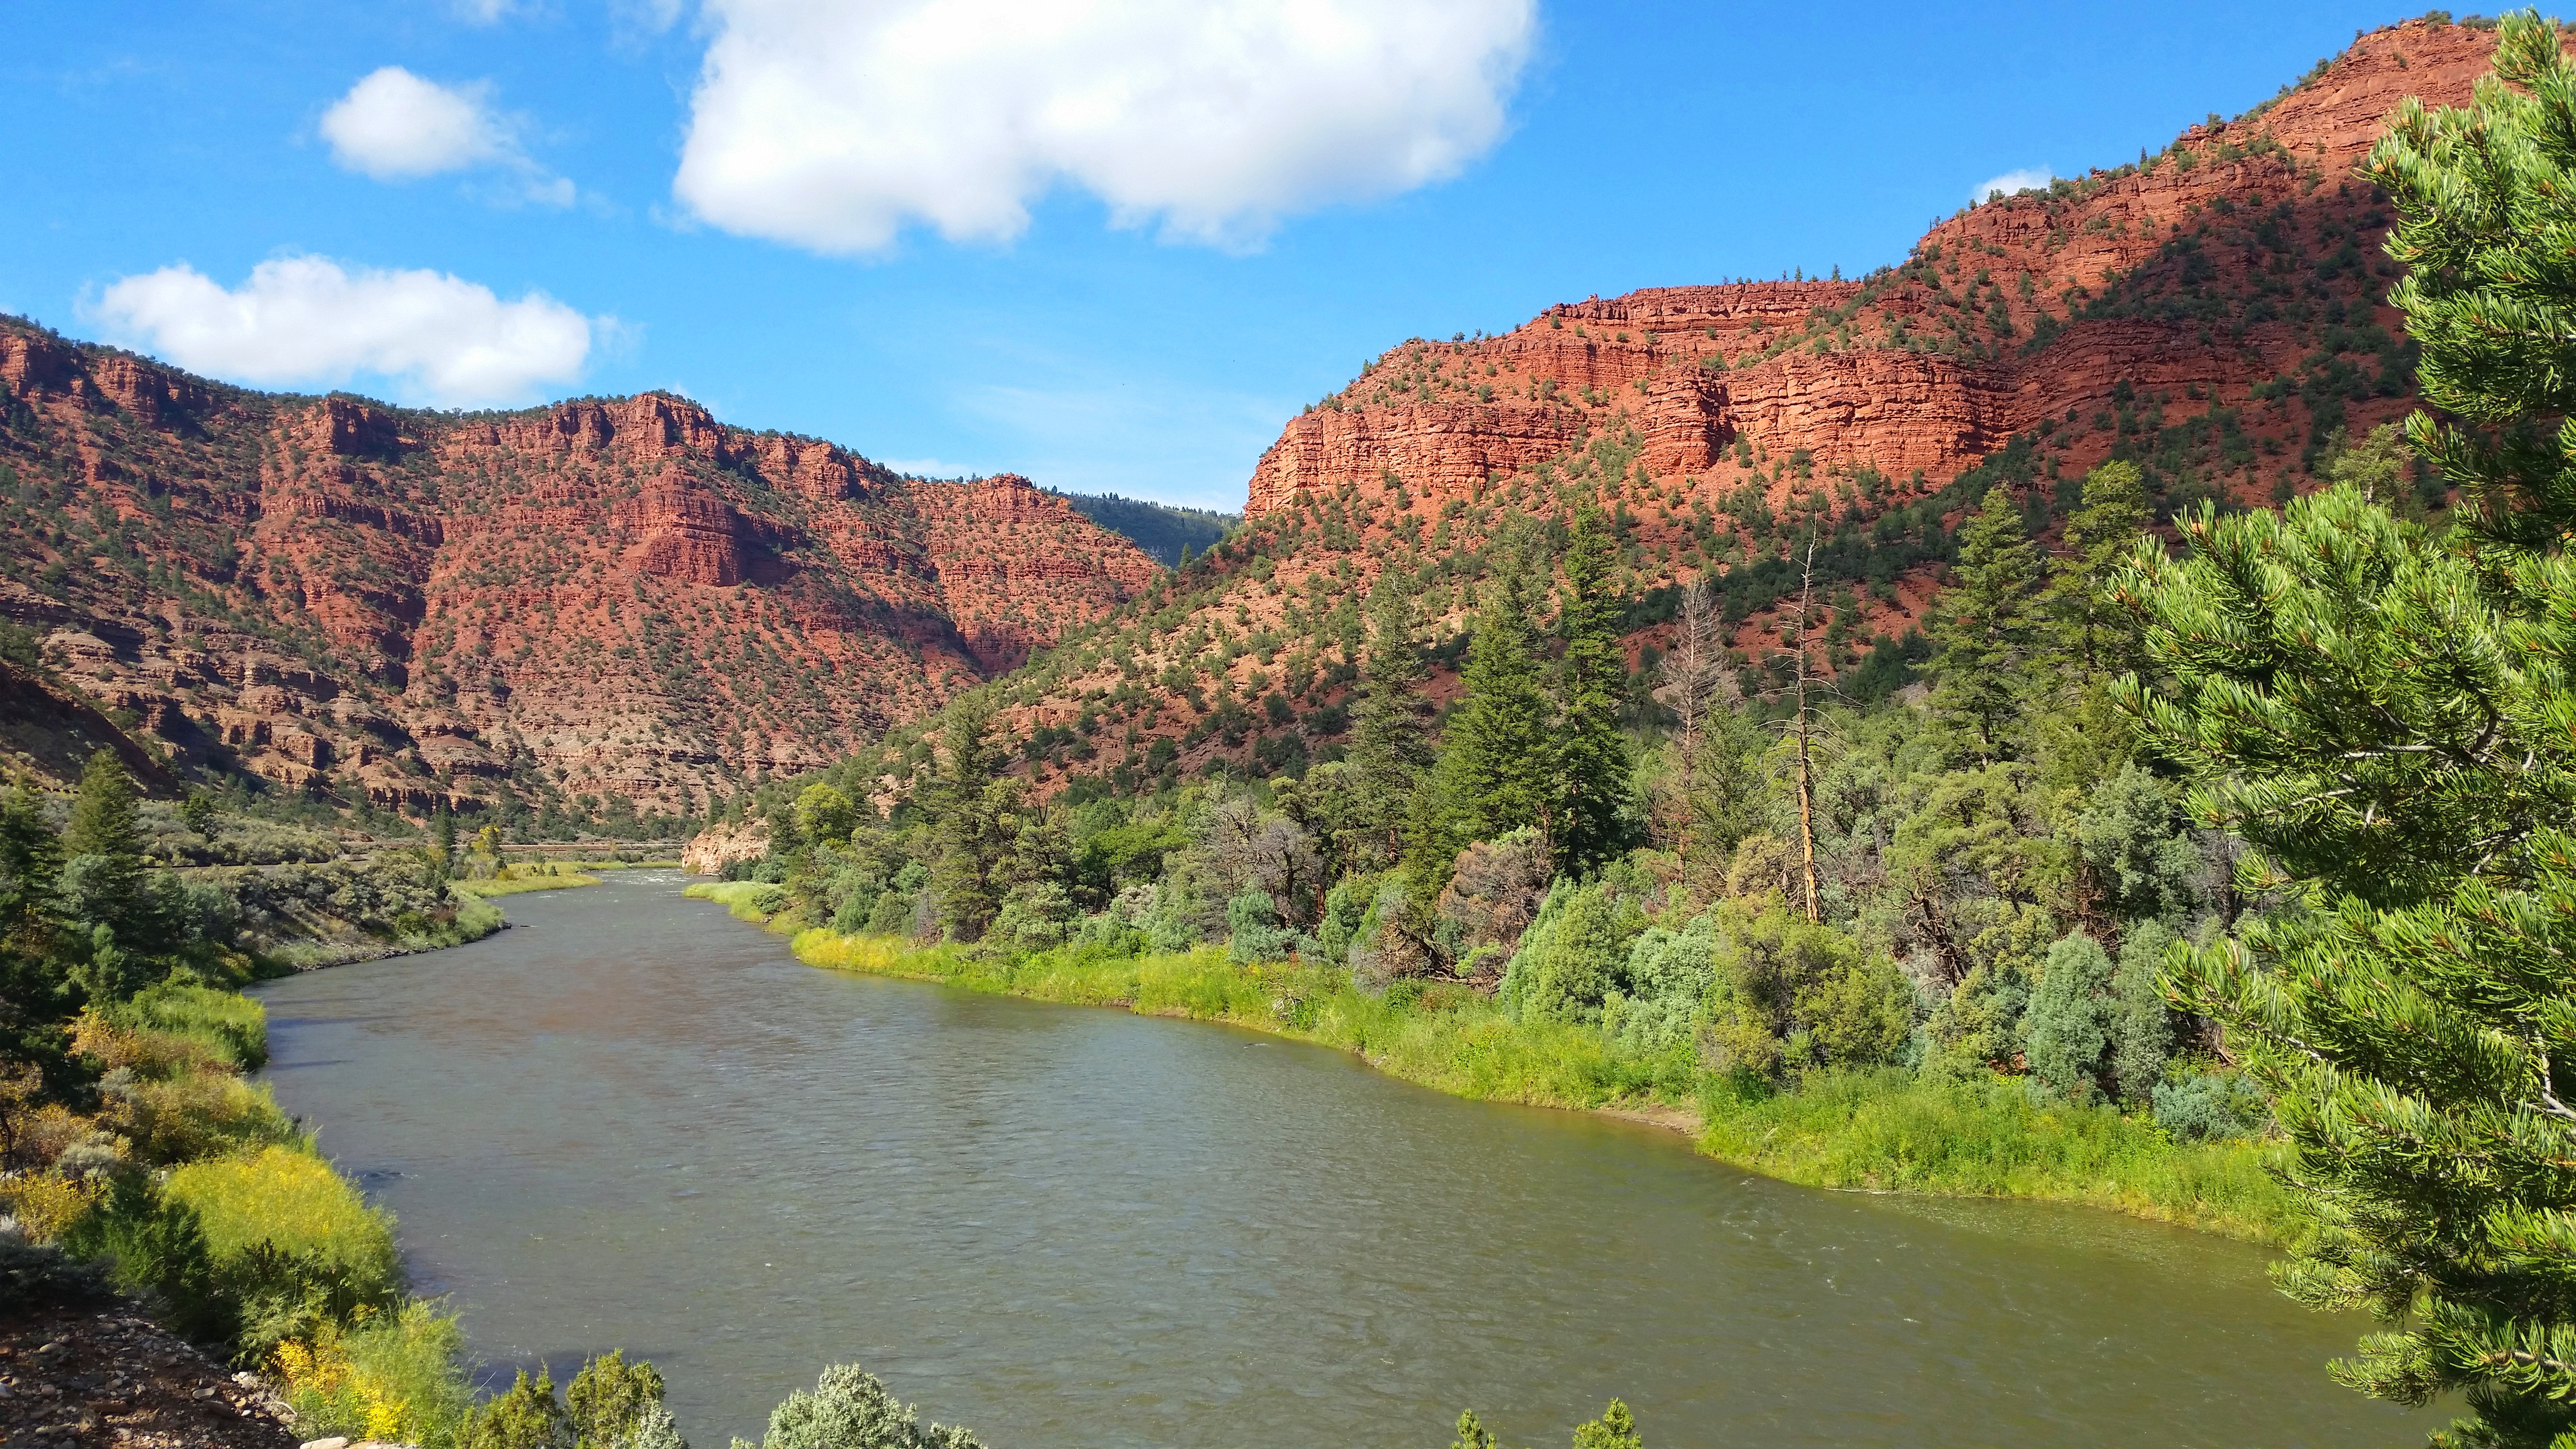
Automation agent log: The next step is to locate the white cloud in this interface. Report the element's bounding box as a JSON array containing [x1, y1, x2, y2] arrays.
[[319, 67, 575, 206], [671, 0, 1537, 255], [321, 67, 513, 179], [452, 0, 528, 23], [1972, 166, 2054, 203], [612, 0, 688, 35], [89, 256, 602, 407]]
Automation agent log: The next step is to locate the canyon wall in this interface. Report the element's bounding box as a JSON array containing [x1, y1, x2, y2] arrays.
[[0, 336, 1154, 818]]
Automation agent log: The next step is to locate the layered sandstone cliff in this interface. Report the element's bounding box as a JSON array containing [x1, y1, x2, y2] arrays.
[[1242, 20, 2488, 523], [0, 339, 1154, 819], [931, 19, 2504, 794]]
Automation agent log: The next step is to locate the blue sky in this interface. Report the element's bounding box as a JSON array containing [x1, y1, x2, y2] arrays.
[[8, 1, 2415, 511]]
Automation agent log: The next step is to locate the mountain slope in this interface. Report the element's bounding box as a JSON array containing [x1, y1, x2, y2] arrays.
[[861, 18, 2499, 796], [0, 330, 1156, 822], [1057, 492, 1240, 567]]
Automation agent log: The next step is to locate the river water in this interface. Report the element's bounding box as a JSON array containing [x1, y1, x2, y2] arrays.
[[254, 872, 2419, 1448]]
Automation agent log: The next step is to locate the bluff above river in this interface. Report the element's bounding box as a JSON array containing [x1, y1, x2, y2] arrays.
[[0, 351, 1155, 820], [881, 19, 2515, 793]]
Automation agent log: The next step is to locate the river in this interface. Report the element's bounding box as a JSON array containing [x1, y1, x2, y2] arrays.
[[253, 872, 2421, 1448]]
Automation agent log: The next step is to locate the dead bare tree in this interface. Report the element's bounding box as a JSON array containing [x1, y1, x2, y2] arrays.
[[1656, 577, 1733, 868], [1771, 537, 1838, 924]]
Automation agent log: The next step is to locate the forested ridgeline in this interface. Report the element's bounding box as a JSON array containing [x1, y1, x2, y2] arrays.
[[702, 17, 2576, 1446]]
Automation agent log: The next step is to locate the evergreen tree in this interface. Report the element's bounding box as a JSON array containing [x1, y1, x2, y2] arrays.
[[1554, 504, 1631, 872], [63, 749, 145, 943], [1433, 563, 1555, 859], [0, 783, 77, 1120], [432, 804, 456, 885], [1929, 487, 2044, 757], [2108, 32, 2576, 1434], [927, 697, 1011, 941], [1343, 582, 1433, 870], [2044, 459, 2150, 680]]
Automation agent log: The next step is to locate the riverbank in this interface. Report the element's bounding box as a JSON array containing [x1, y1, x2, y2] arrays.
[[451, 858, 678, 900], [778, 922, 2302, 1244]]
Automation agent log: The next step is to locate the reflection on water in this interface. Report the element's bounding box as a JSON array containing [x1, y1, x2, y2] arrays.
[[256, 874, 2417, 1449]]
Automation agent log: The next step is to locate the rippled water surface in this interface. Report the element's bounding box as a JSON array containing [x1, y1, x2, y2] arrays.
[[255, 873, 2418, 1448]]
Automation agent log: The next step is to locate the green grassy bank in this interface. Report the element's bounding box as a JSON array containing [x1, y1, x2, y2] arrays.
[[774, 922, 2298, 1244]]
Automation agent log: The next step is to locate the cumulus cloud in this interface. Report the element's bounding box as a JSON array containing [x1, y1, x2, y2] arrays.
[[322, 67, 513, 179], [90, 256, 601, 407], [320, 66, 573, 205], [672, 0, 1537, 254], [1972, 166, 2054, 203]]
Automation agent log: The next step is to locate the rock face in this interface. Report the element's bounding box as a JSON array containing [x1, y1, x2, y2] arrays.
[[680, 819, 770, 876], [0, 350, 1155, 820], [926, 20, 2513, 794], [1243, 19, 2495, 521]]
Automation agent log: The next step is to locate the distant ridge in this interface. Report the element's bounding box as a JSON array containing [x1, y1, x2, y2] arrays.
[[1056, 491, 1240, 567]]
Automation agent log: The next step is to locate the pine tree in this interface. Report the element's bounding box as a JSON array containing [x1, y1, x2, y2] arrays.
[[2044, 459, 2149, 680], [63, 749, 144, 941], [1433, 564, 1554, 859], [0, 783, 76, 1125], [1553, 503, 1630, 872], [1929, 487, 2044, 757], [927, 697, 1011, 942], [433, 804, 457, 884], [2110, 27, 2576, 1438], [1344, 583, 1433, 870]]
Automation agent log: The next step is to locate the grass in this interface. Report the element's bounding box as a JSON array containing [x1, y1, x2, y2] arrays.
[[452, 867, 603, 899], [790, 927, 2296, 1243], [684, 880, 791, 921], [1698, 1068, 2299, 1240], [105, 981, 270, 1069]]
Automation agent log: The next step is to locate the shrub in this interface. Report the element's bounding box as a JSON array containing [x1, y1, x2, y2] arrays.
[[463, 1368, 571, 1449], [746, 1362, 986, 1449], [2022, 931, 2116, 1098], [274, 1289, 476, 1433], [1699, 907, 1913, 1077], [277, 1300, 472, 1449], [992, 882, 1075, 952], [61, 1173, 232, 1340], [1225, 889, 1294, 964], [107, 982, 268, 1069], [102, 1068, 298, 1167], [163, 1144, 403, 1359], [565, 1349, 668, 1449], [1602, 914, 1719, 1052], [2152, 1069, 2271, 1142], [1500, 882, 1638, 1024], [164, 1144, 399, 1288]]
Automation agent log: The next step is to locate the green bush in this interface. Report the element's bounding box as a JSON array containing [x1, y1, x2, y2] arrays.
[[566, 1350, 669, 1449], [270, 1297, 472, 1447], [741, 1362, 986, 1449], [464, 1369, 572, 1449], [2151, 1068, 2271, 1142], [108, 982, 269, 1069], [1501, 883, 1639, 1024], [1225, 889, 1293, 964]]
